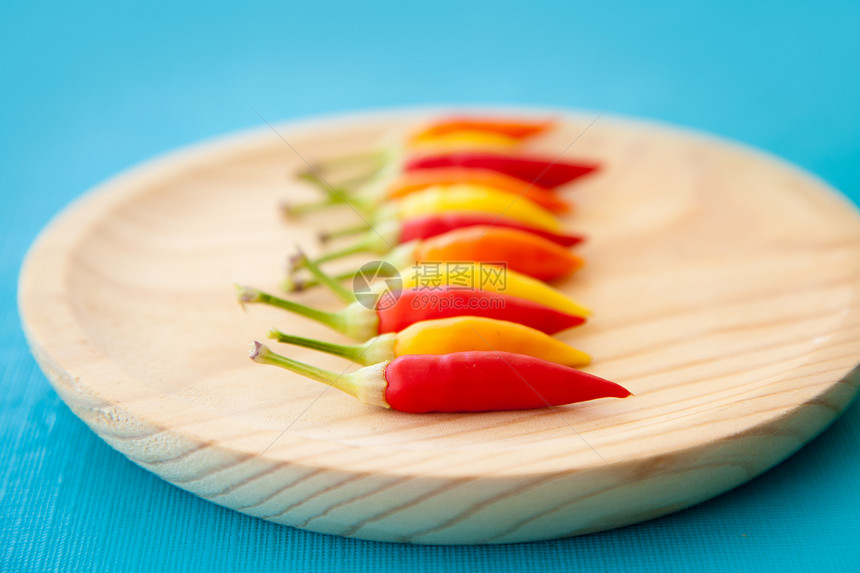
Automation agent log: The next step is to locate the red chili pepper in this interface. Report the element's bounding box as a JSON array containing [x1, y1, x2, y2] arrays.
[[405, 152, 599, 188], [251, 343, 630, 413], [321, 212, 585, 247], [377, 288, 584, 334], [236, 285, 585, 341]]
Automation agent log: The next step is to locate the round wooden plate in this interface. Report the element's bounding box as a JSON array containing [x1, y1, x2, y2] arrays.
[[19, 109, 860, 544]]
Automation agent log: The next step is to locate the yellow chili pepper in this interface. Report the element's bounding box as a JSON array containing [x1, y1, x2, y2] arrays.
[[376, 185, 562, 233], [407, 130, 522, 153], [380, 261, 590, 317], [267, 316, 590, 366], [293, 253, 590, 318], [286, 252, 591, 325]]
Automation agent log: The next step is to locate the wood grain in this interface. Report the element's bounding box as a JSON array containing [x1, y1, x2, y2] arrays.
[[18, 109, 860, 544]]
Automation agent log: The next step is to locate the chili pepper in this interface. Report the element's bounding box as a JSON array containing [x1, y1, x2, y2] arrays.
[[409, 117, 555, 142], [407, 131, 521, 153], [236, 284, 585, 340], [303, 226, 583, 281], [294, 168, 571, 215], [405, 151, 599, 188], [268, 316, 590, 366], [320, 212, 585, 247], [298, 116, 554, 186], [287, 184, 562, 234], [387, 168, 566, 206], [297, 147, 597, 206], [397, 226, 583, 281], [250, 343, 629, 413], [399, 212, 582, 245], [290, 253, 590, 318], [385, 185, 561, 231]]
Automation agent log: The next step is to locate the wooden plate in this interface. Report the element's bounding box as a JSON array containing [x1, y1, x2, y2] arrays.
[[19, 109, 860, 544]]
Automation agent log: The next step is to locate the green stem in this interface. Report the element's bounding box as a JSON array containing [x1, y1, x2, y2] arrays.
[[296, 150, 388, 192], [313, 242, 372, 265], [283, 193, 374, 218], [250, 342, 359, 398], [330, 173, 379, 193], [305, 150, 385, 174], [320, 225, 372, 242], [235, 284, 346, 334], [292, 260, 395, 292], [284, 267, 360, 292], [299, 171, 377, 198], [284, 196, 345, 216], [296, 171, 330, 191], [293, 251, 356, 303], [268, 328, 372, 364]]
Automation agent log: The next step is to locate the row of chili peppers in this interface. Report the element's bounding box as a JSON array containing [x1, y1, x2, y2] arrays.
[[240, 116, 631, 413]]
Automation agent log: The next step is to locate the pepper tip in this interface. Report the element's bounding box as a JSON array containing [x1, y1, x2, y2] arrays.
[[284, 276, 307, 293], [296, 169, 321, 184], [278, 200, 295, 220], [287, 249, 307, 271], [234, 283, 261, 306], [281, 275, 302, 293], [248, 341, 266, 361]]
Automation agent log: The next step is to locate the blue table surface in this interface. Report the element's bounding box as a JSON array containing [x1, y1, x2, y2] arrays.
[[2, 1, 859, 571]]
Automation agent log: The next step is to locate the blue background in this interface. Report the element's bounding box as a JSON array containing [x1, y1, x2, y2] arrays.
[[2, 1, 859, 571]]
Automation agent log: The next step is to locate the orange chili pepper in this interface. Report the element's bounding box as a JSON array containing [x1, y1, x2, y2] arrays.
[[319, 212, 584, 248], [303, 226, 583, 282], [409, 117, 555, 142], [407, 226, 582, 281]]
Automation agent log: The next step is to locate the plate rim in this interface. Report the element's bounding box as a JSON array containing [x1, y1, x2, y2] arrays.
[[18, 105, 860, 478]]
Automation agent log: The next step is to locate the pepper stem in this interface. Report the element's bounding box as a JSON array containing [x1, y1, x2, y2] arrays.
[[287, 260, 395, 292], [235, 284, 346, 334], [299, 150, 385, 177], [283, 267, 360, 293], [305, 241, 372, 266], [295, 171, 333, 192], [296, 150, 389, 193], [292, 249, 357, 303], [320, 224, 372, 242], [268, 328, 371, 364], [250, 342, 360, 398], [282, 195, 346, 216], [299, 171, 376, 198], [283, 193, 374, 218]]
